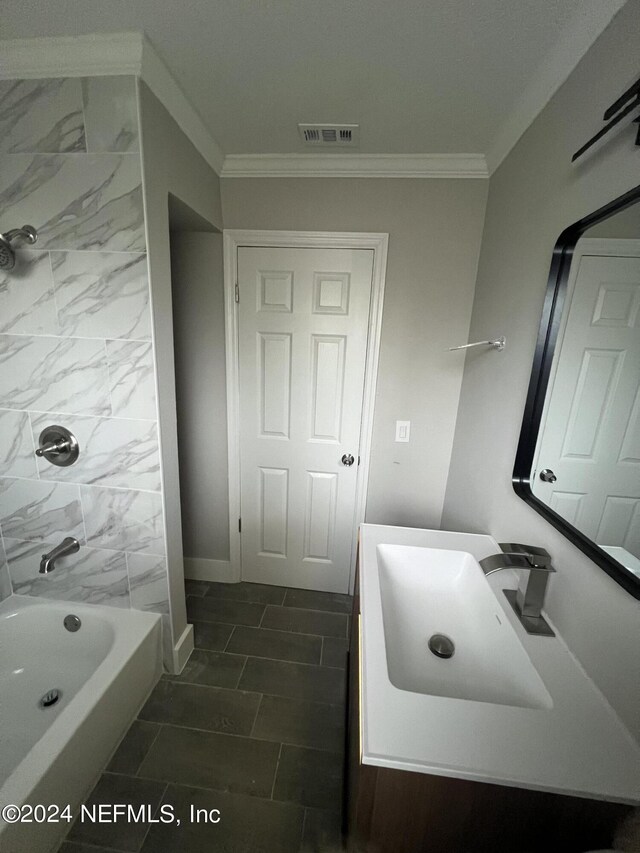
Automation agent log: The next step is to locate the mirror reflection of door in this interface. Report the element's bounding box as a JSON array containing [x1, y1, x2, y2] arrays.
[[532, 238, 640, 577]]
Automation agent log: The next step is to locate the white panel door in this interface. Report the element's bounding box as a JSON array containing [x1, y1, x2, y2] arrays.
[[237, 247, 374, 592], [534, 254, 640, 551]]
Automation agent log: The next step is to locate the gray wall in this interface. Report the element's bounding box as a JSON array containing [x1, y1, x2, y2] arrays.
[[0, 77, 170, 633], [170, 231, 229, 562], [221, 178, 488, 528], [138, 81, 223, 648], [442, 0, 640, 738], [588, 202, 640, 238]]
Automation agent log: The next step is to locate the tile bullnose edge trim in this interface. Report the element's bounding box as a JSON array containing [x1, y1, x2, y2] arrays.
[[0, 32, 225, 175], [0, 32, 144, 79]]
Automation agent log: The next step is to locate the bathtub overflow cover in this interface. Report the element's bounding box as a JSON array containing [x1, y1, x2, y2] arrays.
[[64, 614, 81, 632], [39, 689, 61, 709], [428, 634, 455, 659]]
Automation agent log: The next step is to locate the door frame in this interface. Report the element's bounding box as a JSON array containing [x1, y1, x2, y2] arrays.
[[223, 229, 389, 593]]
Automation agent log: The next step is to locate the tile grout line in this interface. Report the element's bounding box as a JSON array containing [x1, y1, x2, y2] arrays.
[[146, 679, 345, 711], [248, 693, 264, 738], [134, 722, 164, 777], [320, 635, 324, 666], [223, 624, 237, 652], [135, 781, 169, 853], [0, 470, 162, 495], [195, 618, 330, 642], [133, 719, 345, 754], [300, 807, 309, 852], [269, 742, 284, 801], [62, 838, 132, 852], [130, 772, 331, 810], [235, 653, 249, 689]]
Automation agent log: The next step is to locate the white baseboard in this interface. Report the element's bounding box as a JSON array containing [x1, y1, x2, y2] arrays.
[[183, 557, 238, 583], [171, 622, 194, 674]]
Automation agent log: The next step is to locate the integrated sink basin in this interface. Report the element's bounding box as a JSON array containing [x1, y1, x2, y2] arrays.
[[358, 523, 640, 804], [377, 544, 552, 709]]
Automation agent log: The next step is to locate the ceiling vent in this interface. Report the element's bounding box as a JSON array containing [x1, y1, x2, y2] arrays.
[[298, 123, 360, 147]]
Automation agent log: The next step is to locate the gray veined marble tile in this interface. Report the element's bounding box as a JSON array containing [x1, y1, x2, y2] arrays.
[[51, 251, 151, 340], [5, 537, 129, 608], [0, 566, 11, 602], [0, 249, 58, 335], [106, 340, 157, 419], [0, 335, 111, 416], [30, 412, 161, 492], [0, 539, 11, 602], [0, 153, 145, 252], [0, 78, 85, 154], [0, 410, 38, 479], [0, 477, 84, 543], [127, 553, 169, 614], [81, 485, 165, 555], [82, 77, 139, 153]]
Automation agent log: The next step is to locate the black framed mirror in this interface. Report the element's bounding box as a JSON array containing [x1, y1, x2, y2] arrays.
[[513, 184, 640, 599]]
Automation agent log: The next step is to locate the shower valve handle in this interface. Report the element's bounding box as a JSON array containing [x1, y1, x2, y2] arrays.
[[36, 439, 70, 457], [35, 425, 80, 467]]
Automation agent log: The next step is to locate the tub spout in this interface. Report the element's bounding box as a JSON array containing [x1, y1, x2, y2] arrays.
[[40, 537, 80, 574]]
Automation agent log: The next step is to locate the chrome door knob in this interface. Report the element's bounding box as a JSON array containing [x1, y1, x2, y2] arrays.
[[539, 468, 557, 483], [341, 454, 355, 467]]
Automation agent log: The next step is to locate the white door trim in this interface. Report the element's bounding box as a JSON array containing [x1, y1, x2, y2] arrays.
[[578, 238, 640, 258], [223, 229, 389, 593]]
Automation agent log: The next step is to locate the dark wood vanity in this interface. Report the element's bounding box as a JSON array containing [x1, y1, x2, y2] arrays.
[[345, 560, 631, 853]]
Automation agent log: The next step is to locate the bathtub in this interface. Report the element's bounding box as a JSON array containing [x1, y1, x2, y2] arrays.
[[0, 595, 162, 853]]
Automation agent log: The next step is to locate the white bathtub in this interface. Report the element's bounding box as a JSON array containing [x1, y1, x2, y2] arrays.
[[0, 595, 162, 853]]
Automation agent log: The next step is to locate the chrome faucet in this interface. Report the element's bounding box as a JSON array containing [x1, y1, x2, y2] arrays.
[[479, 543, 556, 637], [40, 537, 80, 574]]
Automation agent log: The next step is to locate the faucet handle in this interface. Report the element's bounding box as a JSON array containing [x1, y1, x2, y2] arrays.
[[498, 543, 553, 569]]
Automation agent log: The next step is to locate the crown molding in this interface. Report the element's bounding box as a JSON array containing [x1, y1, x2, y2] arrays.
[[486, 0, 628, 174], [0, 32, 225, 175], [139, 36, 224, 174], [221, 153, 489, 179]]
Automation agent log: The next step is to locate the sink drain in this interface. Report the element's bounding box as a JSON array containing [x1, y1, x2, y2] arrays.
[[39, 689, 61, 709], [428, 634, 455, 659]]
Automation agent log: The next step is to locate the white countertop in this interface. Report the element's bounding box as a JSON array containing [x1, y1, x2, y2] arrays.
[[359, 523, 640, 804]]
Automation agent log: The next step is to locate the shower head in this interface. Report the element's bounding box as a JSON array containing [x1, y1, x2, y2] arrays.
[[0, 225, 38, 271]]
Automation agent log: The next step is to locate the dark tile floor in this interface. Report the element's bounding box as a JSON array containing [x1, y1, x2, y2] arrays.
[[57, 581, 351, 853]]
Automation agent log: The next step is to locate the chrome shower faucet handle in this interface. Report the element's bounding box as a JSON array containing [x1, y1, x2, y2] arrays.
[[35, 426, 80, 467]]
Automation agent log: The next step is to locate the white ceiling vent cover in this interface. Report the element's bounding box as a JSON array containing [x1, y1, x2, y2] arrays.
[[298, 124, 360, 146]]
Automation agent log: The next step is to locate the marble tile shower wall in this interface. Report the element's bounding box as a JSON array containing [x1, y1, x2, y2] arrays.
[[0, 77, 170, 628]]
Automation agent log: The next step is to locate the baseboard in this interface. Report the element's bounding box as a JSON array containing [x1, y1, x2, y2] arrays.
[[171, 622, 194, 674], [183, 557, 238, 583]]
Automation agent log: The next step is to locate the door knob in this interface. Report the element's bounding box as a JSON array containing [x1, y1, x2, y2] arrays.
[[341, 454, 355, 467], [539, 468, 557, 483]]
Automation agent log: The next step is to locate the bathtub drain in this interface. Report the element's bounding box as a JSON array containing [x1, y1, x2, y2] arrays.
[[64, 614, 81, 632], [39, 689, 61, 709]]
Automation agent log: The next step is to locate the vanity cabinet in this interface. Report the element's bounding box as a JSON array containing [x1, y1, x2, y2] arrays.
[[345, 562, 630, 853]]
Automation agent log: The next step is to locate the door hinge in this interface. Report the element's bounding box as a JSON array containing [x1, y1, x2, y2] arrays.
[[235, 283, 240, 303], [238, 517, 242, 533]]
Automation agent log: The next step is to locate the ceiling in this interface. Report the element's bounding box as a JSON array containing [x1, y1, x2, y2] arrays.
[[0, 0, 626, 163]]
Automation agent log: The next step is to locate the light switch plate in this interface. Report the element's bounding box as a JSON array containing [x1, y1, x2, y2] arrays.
[[395, 420, 411, 442]]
